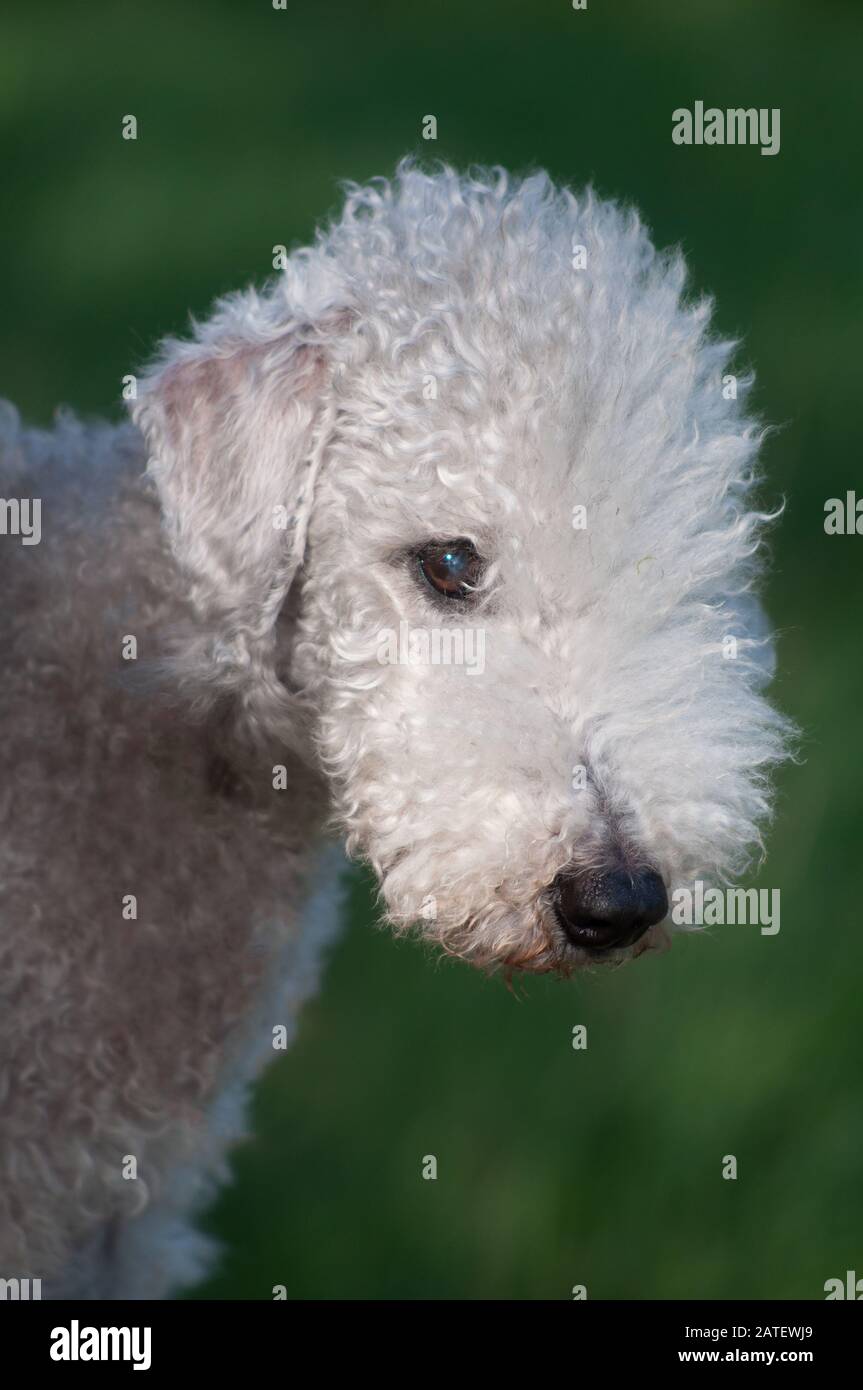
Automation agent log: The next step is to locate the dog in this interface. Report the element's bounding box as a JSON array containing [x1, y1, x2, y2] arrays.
[[0, 161, 791, 1298]]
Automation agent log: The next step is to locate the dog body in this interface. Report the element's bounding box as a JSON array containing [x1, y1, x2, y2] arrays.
[[0, 164, 790, 1296], [0, 411, 341, 1293]]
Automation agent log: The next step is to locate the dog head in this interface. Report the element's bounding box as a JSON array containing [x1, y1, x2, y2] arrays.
[[134, 162, 792, 975]]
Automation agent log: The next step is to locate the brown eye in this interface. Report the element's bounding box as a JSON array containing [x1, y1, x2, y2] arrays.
[[416, 539, 482, 599]]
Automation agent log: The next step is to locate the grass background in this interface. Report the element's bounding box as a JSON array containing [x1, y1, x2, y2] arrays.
[[1, 0, 861, 1299]]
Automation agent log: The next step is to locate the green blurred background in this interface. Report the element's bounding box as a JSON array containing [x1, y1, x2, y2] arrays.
[[2, 0, 861, 1299]]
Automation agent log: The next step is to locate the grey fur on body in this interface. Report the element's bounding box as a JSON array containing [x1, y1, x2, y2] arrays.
[[0, 410, 340, 1296]]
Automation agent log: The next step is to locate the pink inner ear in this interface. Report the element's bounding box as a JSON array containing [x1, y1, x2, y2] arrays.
[[153, 342, 283, 497], [151, 300, 353, 456], [160, 348, 260, 445], [141, 324, 336, 600]]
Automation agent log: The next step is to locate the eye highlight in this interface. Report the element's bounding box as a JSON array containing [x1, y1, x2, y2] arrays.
[[415, 539, 483, 599]]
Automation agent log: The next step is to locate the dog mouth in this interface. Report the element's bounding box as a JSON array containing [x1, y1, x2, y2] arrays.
[[397, 866, 669, 975], [414, 904, 660, 977], [550, 902, 647, 956]]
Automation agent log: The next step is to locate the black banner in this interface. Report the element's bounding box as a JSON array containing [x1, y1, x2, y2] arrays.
[[2, 1300, 859, 1375]]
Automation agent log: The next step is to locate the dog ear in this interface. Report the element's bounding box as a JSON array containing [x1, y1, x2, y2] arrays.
[[132, 289, 345, 746]]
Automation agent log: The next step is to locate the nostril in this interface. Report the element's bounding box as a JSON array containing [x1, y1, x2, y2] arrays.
[[632, 869, 669, 929], [551, 866, 668, 952]]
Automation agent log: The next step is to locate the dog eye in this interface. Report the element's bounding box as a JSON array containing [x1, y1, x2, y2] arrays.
[[416, 539, 482, 599]]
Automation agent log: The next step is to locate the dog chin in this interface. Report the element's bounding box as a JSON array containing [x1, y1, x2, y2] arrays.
[[413, 904, 567, 977], [399, 893, 670, 977], [473, 910, 670, 977]]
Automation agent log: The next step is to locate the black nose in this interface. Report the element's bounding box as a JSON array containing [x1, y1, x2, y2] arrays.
[[551, 866, 668, 953]]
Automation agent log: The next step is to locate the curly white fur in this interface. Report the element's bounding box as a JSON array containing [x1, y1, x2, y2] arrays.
[[0, 162, 792, 1297]]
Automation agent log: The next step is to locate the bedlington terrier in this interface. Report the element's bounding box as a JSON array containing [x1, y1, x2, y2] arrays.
[[0, 162, 790, 1299]]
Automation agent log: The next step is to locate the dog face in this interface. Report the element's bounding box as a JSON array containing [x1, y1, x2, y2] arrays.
[[136, 164, 791, 975]]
